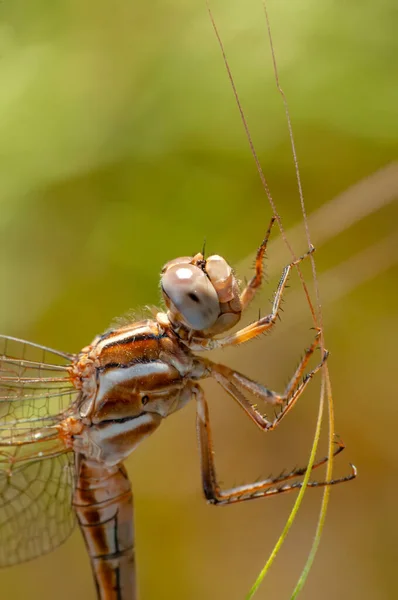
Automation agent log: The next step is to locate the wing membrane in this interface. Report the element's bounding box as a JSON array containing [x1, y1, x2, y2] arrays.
[[0, 453, 76, 566], [0, 335, 78, 441], [0, 336, 79, 565]]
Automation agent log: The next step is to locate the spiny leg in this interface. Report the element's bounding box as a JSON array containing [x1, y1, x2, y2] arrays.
[[188, 246, 315, 352], [239, 216, 276, 311], [193, 383, 356, 506], [200, 332, 325, 431], [265, 337, 329, 432], [267, 436, 347, 484]]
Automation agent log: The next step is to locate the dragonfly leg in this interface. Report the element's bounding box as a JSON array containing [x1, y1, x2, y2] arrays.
[[239, 216, 276, 311], [199, 332, 325, 431], [189, 245, 315, 351], [193, 383, 356, 505]]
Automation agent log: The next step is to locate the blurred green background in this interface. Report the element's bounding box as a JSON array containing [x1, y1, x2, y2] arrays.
[[1, 0, 397, 598]]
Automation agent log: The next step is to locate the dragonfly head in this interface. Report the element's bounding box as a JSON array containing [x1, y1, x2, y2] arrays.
[[160, 252, 242, 336]]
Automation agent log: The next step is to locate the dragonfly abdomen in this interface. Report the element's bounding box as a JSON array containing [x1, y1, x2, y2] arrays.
[[73, 455, 136, 600]]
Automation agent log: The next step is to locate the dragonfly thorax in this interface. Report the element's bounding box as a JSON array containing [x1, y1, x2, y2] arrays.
[[69, 320, 201, 466]]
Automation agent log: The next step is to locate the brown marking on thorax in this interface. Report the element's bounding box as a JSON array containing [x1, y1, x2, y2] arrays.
[[71, 319, 197, 427]]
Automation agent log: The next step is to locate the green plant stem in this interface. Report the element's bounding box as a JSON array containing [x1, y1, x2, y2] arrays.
[[290, 371, 335, 597], [245, 376, 326, 600]]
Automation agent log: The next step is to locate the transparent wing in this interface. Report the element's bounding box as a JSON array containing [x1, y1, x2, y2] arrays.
[[0, 335, 79, 565], [0, 453, 76, 566], [0, 334, 77, 442]]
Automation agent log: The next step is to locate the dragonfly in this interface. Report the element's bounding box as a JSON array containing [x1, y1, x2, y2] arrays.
[[0, 217, 356, 599]]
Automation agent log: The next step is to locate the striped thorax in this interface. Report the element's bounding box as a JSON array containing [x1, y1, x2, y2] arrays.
[[70, 321, 194, 466]]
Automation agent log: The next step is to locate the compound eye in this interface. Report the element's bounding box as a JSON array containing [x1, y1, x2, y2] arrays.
[[161, 264, 219, 330], [205, 255, 235, 302]]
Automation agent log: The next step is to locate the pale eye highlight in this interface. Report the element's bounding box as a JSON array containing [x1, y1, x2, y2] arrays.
[[161, 256, 192, 273], [161, 264, 219, 330]]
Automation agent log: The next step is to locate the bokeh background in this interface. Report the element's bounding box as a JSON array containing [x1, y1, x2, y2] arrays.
[[1, 0, 397, 598]]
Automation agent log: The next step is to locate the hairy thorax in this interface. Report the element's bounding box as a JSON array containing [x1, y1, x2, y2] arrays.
[[68, 319, 203, 466]]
